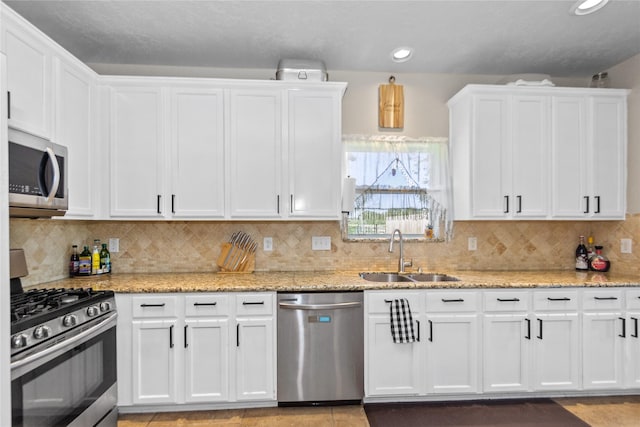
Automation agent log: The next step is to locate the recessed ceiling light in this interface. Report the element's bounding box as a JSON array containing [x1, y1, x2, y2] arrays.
[[570, 0, 609, 15], [391, 47, 413, 63]]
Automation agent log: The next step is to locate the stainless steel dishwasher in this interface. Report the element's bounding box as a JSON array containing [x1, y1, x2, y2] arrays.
[[277, 292, 364, 405]]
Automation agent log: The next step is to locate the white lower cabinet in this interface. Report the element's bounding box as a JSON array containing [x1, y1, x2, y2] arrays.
[[116, 292, 276, 409], [625, 289, 640, 388]]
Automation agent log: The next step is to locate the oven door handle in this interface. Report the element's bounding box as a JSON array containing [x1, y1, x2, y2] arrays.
[[11, 312, 117, 372], [41, 147, 61, 203]]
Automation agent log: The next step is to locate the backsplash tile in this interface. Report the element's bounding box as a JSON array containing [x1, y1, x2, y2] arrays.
[[9, 216, 640, 287]]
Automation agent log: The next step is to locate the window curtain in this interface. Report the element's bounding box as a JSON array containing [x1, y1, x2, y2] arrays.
[[343, 134, 454, 241]]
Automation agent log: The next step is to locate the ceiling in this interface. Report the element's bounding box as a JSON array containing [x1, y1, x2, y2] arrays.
[[3, 0, 640, 77]]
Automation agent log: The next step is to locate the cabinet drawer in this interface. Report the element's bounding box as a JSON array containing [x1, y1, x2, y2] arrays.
[[533, 290, 579, 311], [236, 293, 274, 315], [132, 295, 177, 318], [484, 291, 529, 312], [365, 291, 422, 314], [582, 289, 623, 311], [185, 294, 230, 316], [426, 291, 478, 312], [626, 289, 640, 310]]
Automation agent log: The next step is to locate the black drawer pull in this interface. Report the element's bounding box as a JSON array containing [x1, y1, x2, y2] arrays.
[[619, 317, 626, 338], [416, 320, 421, 342], [428, 319, 433, 342], [632, 317, 638, 339], [243, 301, 265, 305], [157, 194, 162, 214], [236, 324, 240, 347], [525, 318, 531, 340], [547, 297, 571, 301], [184, 325, 188, 348], [194, 302, 217, 306], [537, 318, 543, 340], [497, 298, 520, 302], [442, 298, 464, 303], [169, 325, 174, 349], [140, 303, 166, 308], [594, 296, 618, 301], [594, 196, 601, 214]]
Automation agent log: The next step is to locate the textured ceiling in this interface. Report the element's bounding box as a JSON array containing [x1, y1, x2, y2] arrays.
[[3, 0, 640, 77]]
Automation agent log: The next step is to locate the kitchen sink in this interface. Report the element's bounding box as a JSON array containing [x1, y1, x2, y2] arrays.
[[359, 272, 460, 283]]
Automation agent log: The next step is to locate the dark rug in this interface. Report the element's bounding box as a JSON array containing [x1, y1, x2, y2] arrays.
[[364, 398, 590, 427]]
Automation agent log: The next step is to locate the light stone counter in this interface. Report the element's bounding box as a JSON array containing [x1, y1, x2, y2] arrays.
[[41, 270, 640, 293]]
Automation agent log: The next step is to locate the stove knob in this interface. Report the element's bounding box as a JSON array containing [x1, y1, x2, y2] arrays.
[[86, 305, 100, 317], [62, 314, 78, 327], [11, 334, 27, 349], [99, 302, 111, 312], [33, 325, 51, 340]]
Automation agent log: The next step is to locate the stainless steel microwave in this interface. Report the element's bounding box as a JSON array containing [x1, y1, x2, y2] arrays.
[[8, 128, 68, 218]]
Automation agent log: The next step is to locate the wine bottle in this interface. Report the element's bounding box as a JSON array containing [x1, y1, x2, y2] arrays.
[[575, 236, 588, 271]]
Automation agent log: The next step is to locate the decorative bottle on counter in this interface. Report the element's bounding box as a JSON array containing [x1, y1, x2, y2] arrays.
[[78, 246, 92, 276], [91, 239, 101, 275], [100, 243, 111, 274], [587, 235, 595, 262], [589, 246, 611, 272], [69, 245, 79, 277], [575, 236, 589, 271]]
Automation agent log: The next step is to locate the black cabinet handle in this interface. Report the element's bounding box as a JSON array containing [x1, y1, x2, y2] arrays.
[[290, 194, 294, 213], [547, 297, 571, 301], [171, 194, 175, 214], [169, 325, 174, 348], [525, 318, 531, 340], [516, 195, 522, 213], [242, 301, 265, 305], [594, 196, 601, 214], [504, 195, 509, 213], [184, 325, 188, 348], [632, 317, 638, 338], [442, 298, 464, 303], [594, 296, 618, 301], [7, 91, 10, 119], [157, 195, 162, 214], [537, 318, 543, 340], [497, 298, 520, 302], [140, 303, 165, 307], [584, 196, 590, 214], [194, 302, 217, 306], [236, 324, 240, 347], [619, 317, 626, 338], [428, 319, 433, 342], [416, 320, 421, 342], [277, 195, 280, 214]]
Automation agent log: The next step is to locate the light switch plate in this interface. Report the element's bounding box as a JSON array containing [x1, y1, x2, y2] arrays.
[[621, 238, 632, 254], [312, 236, 331, 251]]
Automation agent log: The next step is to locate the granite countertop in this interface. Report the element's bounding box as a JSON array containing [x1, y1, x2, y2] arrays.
[[42, 270, 640, 293]]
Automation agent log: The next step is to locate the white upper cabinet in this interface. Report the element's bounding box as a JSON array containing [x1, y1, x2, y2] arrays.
[[228, 89, 282, 218], [1, 6, 52, 139], [449, 84, 629, 221], [169, 87, 225, 218]]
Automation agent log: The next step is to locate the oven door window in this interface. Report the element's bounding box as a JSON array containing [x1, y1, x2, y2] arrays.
[[12, 326, 116, 427]]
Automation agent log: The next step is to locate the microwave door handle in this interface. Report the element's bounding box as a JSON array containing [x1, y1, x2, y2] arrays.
[[42, 147, 60, 203]]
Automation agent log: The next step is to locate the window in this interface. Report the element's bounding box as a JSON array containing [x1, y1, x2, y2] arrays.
[[343, 135, 453, 241]]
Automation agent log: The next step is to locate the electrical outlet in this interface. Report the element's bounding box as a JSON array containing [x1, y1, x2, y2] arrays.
[[312, 236, 331, 251], [108, 238, 120, 253], [621, 238, 632, 254], [263, 237, 273, 252], [468, 237, 477, 251]]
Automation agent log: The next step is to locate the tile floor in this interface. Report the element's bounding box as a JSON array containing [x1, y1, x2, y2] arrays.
[[118, 396, 640, 427]]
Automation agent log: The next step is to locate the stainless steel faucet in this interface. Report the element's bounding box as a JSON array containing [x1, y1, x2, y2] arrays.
[[389, 229, 412, 273]]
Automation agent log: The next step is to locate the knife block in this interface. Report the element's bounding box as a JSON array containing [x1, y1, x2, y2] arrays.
[[216, 243, 255, 273]]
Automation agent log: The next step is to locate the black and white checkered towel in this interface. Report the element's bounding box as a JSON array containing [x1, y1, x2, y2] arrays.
[[390, 298, 416, 343]]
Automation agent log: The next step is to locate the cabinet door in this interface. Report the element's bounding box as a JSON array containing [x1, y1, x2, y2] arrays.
[[532, 313, 581, 391], [228, 89, 282, 218], [132, 319, 178, 404], [235, 317, 275, 401], [366, 315, 423, 396], [588, 96, 626, 219], [425, 314, 479, 394], [287, 89, 342, 218], [110, 86, 164, 217], [169, 88, 225, 218], [2, 9, 51, 138], [470, 94, 509, 218], [53, 57, 96, 218], [483, 314, 530, 392], [184, 318, 229, 403], [511, 95, 548, 218], [582, 313, 625, 389]]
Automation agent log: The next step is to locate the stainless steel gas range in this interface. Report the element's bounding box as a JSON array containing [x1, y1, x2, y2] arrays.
[[9, 249, 118, 427]]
